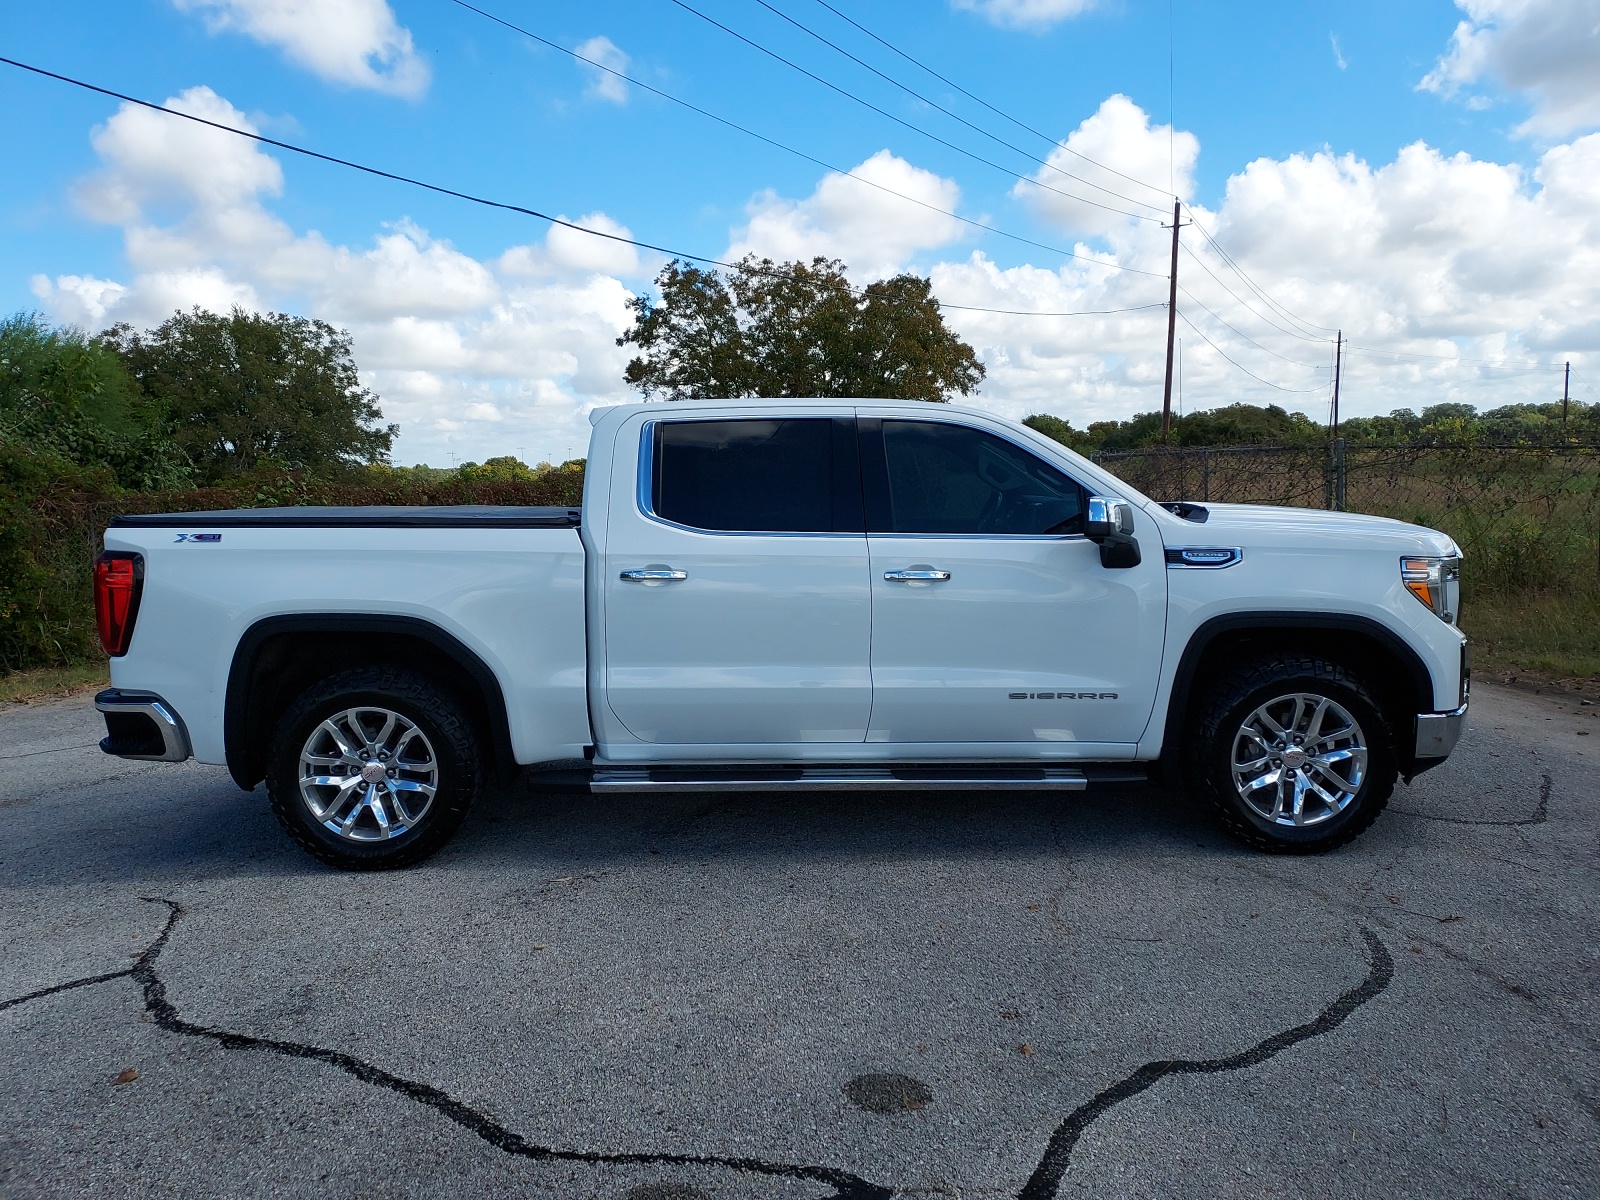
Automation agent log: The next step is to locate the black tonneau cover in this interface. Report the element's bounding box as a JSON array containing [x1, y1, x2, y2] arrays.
[[110, 505, 582, 529]]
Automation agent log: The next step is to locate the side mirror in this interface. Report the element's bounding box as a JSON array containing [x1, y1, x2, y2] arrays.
[[1084, 496, 1141, 569]]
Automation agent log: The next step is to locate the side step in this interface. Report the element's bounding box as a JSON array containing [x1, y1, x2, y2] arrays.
[[591, 766, 1089, 794]]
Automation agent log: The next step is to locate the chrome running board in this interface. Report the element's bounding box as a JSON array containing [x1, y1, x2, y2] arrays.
[[590, 766, 1089, 794]]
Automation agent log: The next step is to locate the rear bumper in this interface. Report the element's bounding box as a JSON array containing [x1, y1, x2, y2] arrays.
[[1414, 700, 1468, 761], [95, 689, 191, 762]]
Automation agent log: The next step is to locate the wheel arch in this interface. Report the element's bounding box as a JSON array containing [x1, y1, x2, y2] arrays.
[[1159, 612, 1433, 778], [225, 614, 515, 790]]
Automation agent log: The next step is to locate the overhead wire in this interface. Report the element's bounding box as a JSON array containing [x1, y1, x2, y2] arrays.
[[719, 1, 1348, 351], [660, 0, 1162, 224], [1182, 208, 1339, 338], [806, 0, 1174, 202], [937, 301, 1167, 317], [0, 54, 1162, 319], [1177, 241, 1331, 345], [747, 0, 1169, 216], [1344, 344, 1570, 369], [447, 1, 1164, 275], [1175, 310, 1329, 393], [1175, 284, 1327, 368]]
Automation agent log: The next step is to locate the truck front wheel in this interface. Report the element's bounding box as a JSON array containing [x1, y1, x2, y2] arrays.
[[1188, 653, 1397, 853], [265, 667, 482, 870]]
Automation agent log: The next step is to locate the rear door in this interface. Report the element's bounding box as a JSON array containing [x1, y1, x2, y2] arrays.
[[862, 416, 1166, 749], [602, 413, 872, 745]]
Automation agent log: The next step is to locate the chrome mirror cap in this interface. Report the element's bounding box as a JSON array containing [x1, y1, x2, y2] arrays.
[[1085, 496, 1134, 541]]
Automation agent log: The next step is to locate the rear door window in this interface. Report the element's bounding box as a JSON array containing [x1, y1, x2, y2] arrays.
[[651, 418, 862, 533]]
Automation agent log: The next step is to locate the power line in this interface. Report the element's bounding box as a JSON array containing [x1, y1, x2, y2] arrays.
[[1182, 209, 1339, 338], [1177, 241, 1330, 345], [1345, 344, 1571, 369], [938, 301, 1167, 317], [1176, 284, 1327, 368], [733, 2, 1342, 350], [807, 0, 1174, 202], [1176, 310, 1329, 393], [749, 0, 1169, 217], [449, 1, 1163, 276], [661, 0, 1162, 224], [0, 55, 1165, 320]]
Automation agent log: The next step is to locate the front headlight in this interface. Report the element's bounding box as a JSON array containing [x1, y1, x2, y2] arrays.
[[1401, 555, 1461, 624]]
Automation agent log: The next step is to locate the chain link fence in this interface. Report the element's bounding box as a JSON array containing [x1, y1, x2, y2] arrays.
[[1092, 441, 1600, 593]]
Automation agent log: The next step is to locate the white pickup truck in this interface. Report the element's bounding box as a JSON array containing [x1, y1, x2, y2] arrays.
[[93, 399, 1468, 869]]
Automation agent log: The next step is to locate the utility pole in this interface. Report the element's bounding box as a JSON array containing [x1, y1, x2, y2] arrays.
[[1563, 360, 1571, 427], [1160, 199, 1183, 442], [1330, 330, 1343, 436]]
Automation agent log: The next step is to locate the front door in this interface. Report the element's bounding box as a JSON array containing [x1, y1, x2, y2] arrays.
[[862, 417, 1167, 750], [602, 414, 871, 745]]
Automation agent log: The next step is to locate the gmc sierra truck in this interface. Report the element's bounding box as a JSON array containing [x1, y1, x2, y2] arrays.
[[93, 399, 1468, 869]]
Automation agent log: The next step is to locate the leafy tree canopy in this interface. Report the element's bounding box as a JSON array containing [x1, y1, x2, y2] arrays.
[[105, 307, 395, 484], [618, 256, 985, 402], [0, 313, 190, 490]]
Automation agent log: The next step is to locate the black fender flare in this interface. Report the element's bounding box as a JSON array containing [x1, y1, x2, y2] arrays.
[[1159, 611, 1435, 768], [224, 613, 515, 790]]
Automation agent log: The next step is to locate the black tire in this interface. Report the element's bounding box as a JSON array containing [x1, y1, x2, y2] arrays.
[[266, 666, 482, 870], [1187, 652, 1398, 854]]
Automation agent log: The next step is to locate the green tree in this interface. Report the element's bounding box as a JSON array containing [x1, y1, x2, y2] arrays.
[[106, 307, 395, 483], [0, 313, 189, 490], [618, 256, 985, 402]]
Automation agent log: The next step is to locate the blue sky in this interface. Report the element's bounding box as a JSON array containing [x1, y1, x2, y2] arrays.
[[4, 1, 1597, 464]]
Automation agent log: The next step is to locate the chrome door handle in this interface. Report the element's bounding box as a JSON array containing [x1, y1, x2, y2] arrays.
[[620, 569, 688, 582], [883, 569, 951, 582]]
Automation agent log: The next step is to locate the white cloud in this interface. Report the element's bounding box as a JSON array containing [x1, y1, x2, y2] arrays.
[[499, 212, 643, 279], [1330, 33, 1348, 70], [951, 0, 1096, 30], [173, 0, 429, 97], [40, 87, 645, 465], [727, 150, 965, 277], [575, 36, 629, 105], [31, 89, 1600, 464], [1419, 0, 1600, 136], [1014, 94, 1193, 237], [935, 115, 1600, 428]]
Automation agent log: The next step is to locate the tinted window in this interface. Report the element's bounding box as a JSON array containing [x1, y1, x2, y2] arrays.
[[881, 421, 1085, 535], [653, 419, 848, 533]]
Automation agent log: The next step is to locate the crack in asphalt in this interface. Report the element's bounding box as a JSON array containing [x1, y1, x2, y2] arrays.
[[1392, 772, 1550, 826], [1015, 928, 1394, 1200], [1, 898, 893, 1200], [0, 742, 99, 760], [0, 966, 134, 1012], [4, 900, 1399, 1200]]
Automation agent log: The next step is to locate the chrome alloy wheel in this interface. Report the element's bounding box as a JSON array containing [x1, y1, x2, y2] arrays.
[[1230, 692, 1367, 827], [297, 706, 439, 842]]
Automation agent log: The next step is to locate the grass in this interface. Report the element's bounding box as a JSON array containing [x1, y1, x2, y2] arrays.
[[1461, 587, 1600, 688], [0, 660, 109, 704]]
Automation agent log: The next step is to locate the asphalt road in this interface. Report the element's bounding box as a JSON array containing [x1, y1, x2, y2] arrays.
[[1, 683, 1595, 1199]]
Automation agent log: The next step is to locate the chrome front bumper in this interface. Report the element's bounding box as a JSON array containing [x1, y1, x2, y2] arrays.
[[1415, 700, 1468, 760], [95, 689, 192, 762]]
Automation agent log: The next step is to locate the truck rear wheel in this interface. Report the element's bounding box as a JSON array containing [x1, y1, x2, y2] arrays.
[[265, 666, 482, 870], [1188, 653, 1397, 853]]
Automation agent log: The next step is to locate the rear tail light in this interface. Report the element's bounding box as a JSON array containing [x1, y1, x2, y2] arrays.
[[94, 552, 144, 656]]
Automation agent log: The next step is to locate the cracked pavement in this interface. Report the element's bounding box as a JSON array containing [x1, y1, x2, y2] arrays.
[[1, 683, 1595, 1197]]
